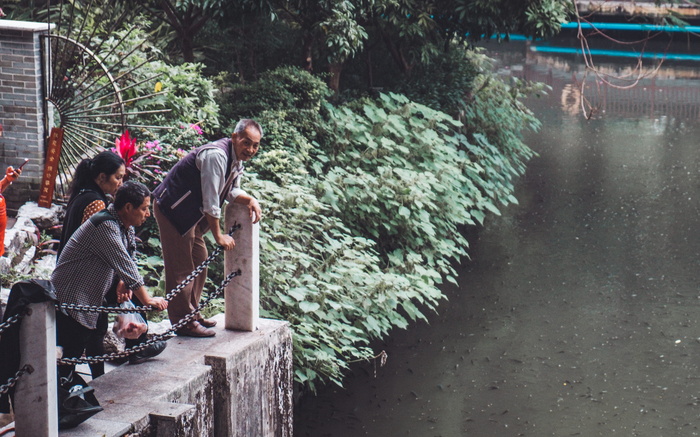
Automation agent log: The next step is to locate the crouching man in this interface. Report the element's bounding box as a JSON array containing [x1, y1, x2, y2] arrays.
[[53, 181, 168, 378]]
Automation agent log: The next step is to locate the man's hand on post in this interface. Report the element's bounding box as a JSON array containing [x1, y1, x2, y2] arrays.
[[215, 233, 236, 250], [248, 197, 262, 224], [205, 213, 236, 250], [233, 194, 262, 224]]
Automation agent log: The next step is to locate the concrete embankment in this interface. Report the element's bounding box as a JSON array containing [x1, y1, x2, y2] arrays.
[[59, 316, 293, 437]]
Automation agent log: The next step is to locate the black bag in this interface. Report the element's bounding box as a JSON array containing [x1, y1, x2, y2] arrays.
[[57, 372, 103, 429]]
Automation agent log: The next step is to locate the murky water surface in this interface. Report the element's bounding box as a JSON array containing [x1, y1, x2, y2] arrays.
[[295, 37, 700, 436]]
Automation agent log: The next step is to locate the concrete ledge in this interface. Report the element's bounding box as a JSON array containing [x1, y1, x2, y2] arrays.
[[59, 317, 293, 437], [150, 402, 197, 437], [204, 321, 294, 436], [0, 20, 54, 32]]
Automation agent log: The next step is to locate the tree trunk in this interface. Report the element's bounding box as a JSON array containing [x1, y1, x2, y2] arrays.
[[181, 35, 195, 63], [303, 33, 314, 72], [328, 62, 343, 93], [380, 30, 412, 75], [365, 49, 374, 89]]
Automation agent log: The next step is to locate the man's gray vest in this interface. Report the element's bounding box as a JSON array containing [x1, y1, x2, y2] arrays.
[[152, 138, 240, 235]]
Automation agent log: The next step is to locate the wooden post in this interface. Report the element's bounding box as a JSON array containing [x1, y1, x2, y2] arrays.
[[14, 301, 58, 436], [224, 202, 259, 331]]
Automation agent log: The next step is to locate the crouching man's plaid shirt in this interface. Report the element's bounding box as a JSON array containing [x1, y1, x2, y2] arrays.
[[52, 205, 144, 329]]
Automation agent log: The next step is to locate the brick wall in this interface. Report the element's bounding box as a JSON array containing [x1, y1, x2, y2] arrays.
[[0, 20, 52, 214]]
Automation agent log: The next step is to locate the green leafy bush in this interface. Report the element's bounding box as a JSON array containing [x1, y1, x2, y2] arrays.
[[458, 50, 543, 207], [248, 176, 422, 391], [318, 93, 491, 281], [242, 111, 314, 185]]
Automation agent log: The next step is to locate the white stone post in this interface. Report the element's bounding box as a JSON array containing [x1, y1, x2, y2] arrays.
[[224, 202, 259, 331], [14, 301, 58, 437]]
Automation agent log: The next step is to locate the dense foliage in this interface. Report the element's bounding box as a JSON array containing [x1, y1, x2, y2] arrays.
[[2, 0, 552, 391]]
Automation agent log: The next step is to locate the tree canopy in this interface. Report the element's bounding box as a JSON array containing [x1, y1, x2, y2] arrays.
[[0, 0, 571, 89]]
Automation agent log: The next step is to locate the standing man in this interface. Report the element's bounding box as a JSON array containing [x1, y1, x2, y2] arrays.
[[153, 119, 263, 337], [53, 181, 168, 378]]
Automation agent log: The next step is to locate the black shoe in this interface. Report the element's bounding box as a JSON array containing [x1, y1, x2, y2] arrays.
[[129, 341, 167, 364]]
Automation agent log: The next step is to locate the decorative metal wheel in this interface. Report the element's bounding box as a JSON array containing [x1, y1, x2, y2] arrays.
[[41, 0, 168, 201]]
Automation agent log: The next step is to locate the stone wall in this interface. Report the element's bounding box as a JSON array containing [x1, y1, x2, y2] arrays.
[[0, 20, 51, 213]]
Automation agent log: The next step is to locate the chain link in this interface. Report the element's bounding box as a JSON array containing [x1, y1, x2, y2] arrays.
[[0, 311, 25, 336], [56, 301, 153, 314], [57, 269, 241, 365], [55, 224, 241, 315], [162, 224, 239, 301], [0, 365, 32, 395]]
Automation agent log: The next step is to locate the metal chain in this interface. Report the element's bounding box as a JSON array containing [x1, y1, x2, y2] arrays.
[[57, 269, 241, 365], [0, 311, 25, 336], [0, 230, 243, 388], [162, 223, 240, 301], [56, 301, 153, 314], [0, 365, 32, 395], [55, 224, 241, 315]]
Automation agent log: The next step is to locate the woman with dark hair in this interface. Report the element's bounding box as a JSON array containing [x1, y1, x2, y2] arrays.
[[58, 150, 126, 257]]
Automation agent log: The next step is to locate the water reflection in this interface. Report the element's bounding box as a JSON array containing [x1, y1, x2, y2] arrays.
[[295, 38, 700, 437], [501, 42, 700, 120]]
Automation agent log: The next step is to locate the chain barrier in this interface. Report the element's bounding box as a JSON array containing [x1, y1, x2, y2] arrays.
[[0, 226, 243, 399], [0, 311, 25, 336], [0, 365, 32, 395], [162, 223, 240, 301], [55, 224, 241, 315], [56, 269, 241, 365]]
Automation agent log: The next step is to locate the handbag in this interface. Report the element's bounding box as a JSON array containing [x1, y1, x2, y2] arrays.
[[57, 371, 103, 429]]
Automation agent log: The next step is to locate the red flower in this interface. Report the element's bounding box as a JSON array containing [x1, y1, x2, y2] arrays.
[[115, 130, 137, 167]]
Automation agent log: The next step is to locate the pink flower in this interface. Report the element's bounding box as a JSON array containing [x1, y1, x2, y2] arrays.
[[144, 140, 159, 150], [189, 124, 203, 135], [115, 130, 137, 167]]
